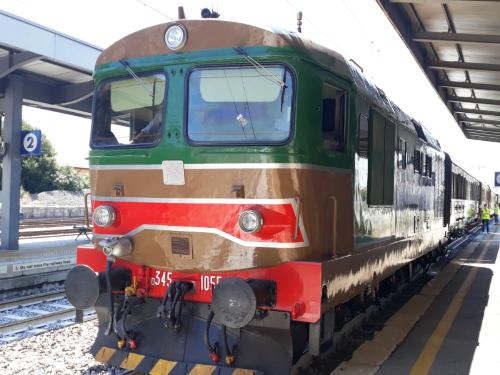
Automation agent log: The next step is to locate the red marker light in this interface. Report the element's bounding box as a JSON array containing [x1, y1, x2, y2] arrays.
[[127, 339, 137, 349]]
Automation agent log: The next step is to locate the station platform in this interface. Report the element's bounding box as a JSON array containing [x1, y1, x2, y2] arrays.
[[0, 235, 90, 290], [333, 222, 500, 375]]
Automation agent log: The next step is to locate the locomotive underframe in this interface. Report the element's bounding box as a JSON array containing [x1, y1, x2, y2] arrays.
[[77, 228, 446, 373], [92, 295, 296, 374]]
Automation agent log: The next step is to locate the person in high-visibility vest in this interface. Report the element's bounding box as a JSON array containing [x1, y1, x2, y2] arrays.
[[481, 204, 491, 233], [494, 205, 499, 225]]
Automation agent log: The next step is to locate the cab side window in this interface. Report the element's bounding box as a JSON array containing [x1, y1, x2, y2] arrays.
[[358, 114, 369, 158], [322, 84, 346, 151], [414, 150, 421, 174], [397, 137, 407, 169], [368, 110, 395, 206]]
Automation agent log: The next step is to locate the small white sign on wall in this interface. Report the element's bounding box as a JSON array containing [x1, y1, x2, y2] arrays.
[[162, 160, 185, 185]]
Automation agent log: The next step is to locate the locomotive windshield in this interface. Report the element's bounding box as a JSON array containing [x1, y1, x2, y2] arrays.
[[187, 65, 294, 144], [91, 73, 166, 148]]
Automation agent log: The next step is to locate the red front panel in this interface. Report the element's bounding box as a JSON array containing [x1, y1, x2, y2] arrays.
[[92, 199, 306, 246], [77, 246, 322, 323]]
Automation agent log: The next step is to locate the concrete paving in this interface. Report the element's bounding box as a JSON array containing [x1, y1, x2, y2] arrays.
[[0, 235, 90, 289], [375, 225, 500, 375]]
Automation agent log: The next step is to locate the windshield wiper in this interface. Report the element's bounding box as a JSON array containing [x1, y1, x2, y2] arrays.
[[280, 69, 288, 112], [119, 60, 154, 99], [233, 47, 285, 88]]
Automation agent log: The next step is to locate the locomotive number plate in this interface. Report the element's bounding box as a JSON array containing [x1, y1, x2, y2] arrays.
[[150, 270, 222, 292]]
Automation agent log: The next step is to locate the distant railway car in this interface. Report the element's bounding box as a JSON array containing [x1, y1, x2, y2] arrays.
[[482, 183, 495, 209], [444, 155, 481, 237], [64, 19, 493, 374]]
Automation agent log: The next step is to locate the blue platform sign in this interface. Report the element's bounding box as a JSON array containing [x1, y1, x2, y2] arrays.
[[496, 172, 500, 187], [20, 130, 42, 157]]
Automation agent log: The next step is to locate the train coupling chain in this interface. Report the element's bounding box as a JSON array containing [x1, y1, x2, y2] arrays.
[[157, 281, 193, 332]]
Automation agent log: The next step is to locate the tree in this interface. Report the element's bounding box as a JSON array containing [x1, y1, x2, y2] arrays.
[[55, 166, 89, 191], [20, 121, 89, 193]]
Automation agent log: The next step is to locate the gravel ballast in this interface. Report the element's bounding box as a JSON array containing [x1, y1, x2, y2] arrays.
[[0, 320, 100, 374]]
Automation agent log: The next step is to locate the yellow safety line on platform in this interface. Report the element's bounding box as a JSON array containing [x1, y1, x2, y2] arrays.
[[149, 359, 178, 374], [120, 352, 145, 370], [331, 239, 480, 375], [408, 243, 489, 375], [188, 364, 217, 375], [231, 369, 256, 375], [94, 347, 116, 364]]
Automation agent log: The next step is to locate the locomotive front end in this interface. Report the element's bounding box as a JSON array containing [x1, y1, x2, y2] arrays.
[[65, 20, 327, 374]]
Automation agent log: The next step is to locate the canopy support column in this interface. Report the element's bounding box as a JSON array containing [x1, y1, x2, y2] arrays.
[[1, 75, 24, 250]]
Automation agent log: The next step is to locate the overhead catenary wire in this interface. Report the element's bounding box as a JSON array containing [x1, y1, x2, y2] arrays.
[[282, 0, 382, 80], [134, 0, 174, 20]]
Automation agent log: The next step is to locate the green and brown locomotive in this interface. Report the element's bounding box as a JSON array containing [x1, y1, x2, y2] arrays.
[[65, 18, 495, 374]]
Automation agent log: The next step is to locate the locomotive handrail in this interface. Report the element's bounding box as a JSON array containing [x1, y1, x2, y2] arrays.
[[84, 192, 91, 228], [329, 195, 338, 257]]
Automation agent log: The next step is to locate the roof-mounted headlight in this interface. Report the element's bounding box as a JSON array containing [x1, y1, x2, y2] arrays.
[[93, 205, 116, 227], [165, 24, 187, 50]]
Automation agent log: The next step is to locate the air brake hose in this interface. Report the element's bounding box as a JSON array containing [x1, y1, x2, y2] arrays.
[[222, 324, 236, 365], [105, 258, 115, 336], [222, 325, 231, 356], [204, 310, 220, 362], [204, 310, 215, 352]]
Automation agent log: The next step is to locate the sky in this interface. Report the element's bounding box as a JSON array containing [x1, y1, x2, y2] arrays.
[[1, 0, 499, 188]]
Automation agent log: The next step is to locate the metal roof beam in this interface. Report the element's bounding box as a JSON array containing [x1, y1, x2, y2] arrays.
[[459, 117, 500, 126], [464, 130, 500, 141], [454, 108, 500, 117], [464, 129, 500, 137], [463, 126, 500, 134], [0, 51, 42, 79], [428, 60, 500, 72], [465, 129, 500, 135], [413, 31, 500, 45], [465, 133, 500, 141], [448, 96, 500, 106], [440, 80, 500, 91], [467, 134, 500, 142], [19, 79, 92, 118], [52, 81, 94, 105]]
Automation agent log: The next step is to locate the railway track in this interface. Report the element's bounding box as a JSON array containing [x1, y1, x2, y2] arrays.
[[0, 291, 94, 339], [19, 226, 83, 238], [0, 217, 91, 238], [20, 218, 86, 228], [0, 290, 66, 311]]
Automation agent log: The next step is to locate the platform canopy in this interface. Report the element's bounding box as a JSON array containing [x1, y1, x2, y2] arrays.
[[0, 11, 102, 250], [377, 0, 500, 143], [0, 10, 102, 118]]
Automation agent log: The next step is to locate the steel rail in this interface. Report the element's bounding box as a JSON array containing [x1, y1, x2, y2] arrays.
[[0, 291, 66, 311], [0, 307, 77, 336]]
